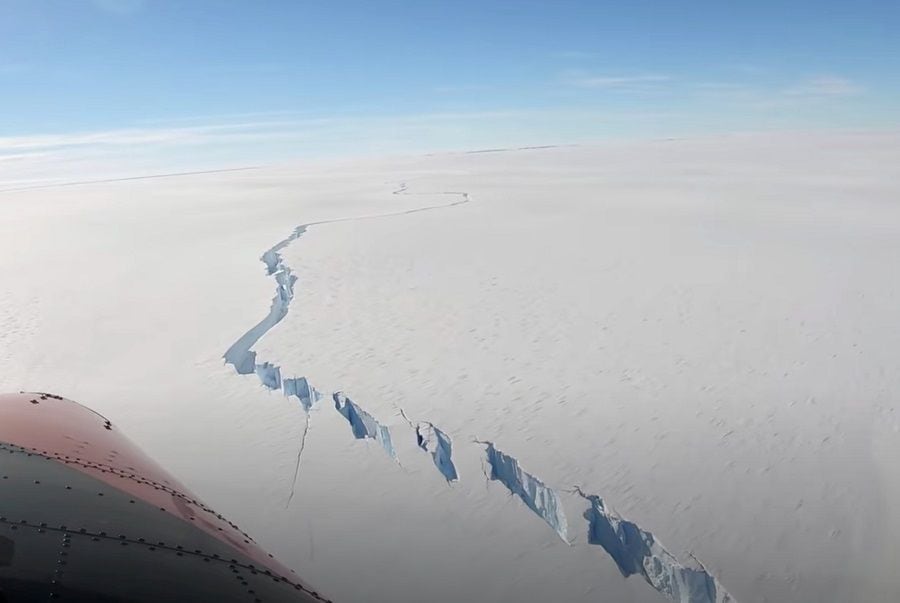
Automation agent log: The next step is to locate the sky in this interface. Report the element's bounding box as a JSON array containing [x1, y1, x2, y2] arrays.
[[2, 0, 899, 183]]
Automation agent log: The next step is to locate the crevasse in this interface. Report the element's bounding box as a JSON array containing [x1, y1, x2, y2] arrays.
[[575, 488, 733, 603], [220, 184, 737, 601], [333, 392, 397, 460], [482, 441, 568, 543], [414, 421, 459, 482]]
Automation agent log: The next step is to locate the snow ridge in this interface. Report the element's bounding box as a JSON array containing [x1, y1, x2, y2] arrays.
[[481, 441, 569, 543], [574, 488, 733, 603]]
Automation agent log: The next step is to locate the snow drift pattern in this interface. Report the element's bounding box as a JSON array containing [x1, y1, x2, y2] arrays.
[[220, 183, 737, 601], [575, 489, 733, 603], [414, 422, 459, 482], [333, 392, 396, 459], [482, 442, 568, 542]]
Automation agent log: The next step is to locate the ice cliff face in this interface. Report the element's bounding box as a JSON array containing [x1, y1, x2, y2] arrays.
[[283, 376, 322, 412], [576, 489, 733, 603], [414, 421, 458, 482], [333, 392, 396, 460], [482, 442, 568, 543], [223, 224, 304, 383], [255, 362, 281, 390], [222, 220, 327, 503], [222, 265, 296, 376]]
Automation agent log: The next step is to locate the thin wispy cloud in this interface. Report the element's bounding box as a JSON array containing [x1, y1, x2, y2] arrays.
[[693, 74, 866, 109], [0, 120, 336, 154], [784, 75, 865, 98], [0, 107, 685, 187], [0, 110, 562, 156], [134, 109, 317, 126], [561, 70, 672, 89]]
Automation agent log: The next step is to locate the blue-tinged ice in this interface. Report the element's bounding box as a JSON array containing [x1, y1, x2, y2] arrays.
[[262, 225, 308, 275], [223, 226, 307, 377], [222, 270, 296, 374], [333, 392, 396, 459], [254, 362, 281, 390], [576, 489, 734, 603], [414, 422, 458, 482], [482, 442, 568, 542], [283, 376, 322, 411], [227, 349, 256, 375]]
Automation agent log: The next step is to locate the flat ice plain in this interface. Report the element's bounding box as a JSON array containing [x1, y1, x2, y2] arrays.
[[1, 132, 899, 602]]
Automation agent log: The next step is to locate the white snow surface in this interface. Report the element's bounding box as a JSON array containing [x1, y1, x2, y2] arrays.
[[1, 132, 900, 602]]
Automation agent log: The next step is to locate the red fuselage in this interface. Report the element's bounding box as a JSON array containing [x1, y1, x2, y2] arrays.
[[0, 392, 329, 602]]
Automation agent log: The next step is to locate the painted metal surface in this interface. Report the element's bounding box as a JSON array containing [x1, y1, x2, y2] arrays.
[[0, 392, 330, 602]]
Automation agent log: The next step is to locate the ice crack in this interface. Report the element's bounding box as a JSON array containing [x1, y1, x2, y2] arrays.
[[401, 410, 458, 482], [333, 392, 396, 460], [480, 441, 569, 543], [573, 487, 734, 603], [220, 181, 738, 602]]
